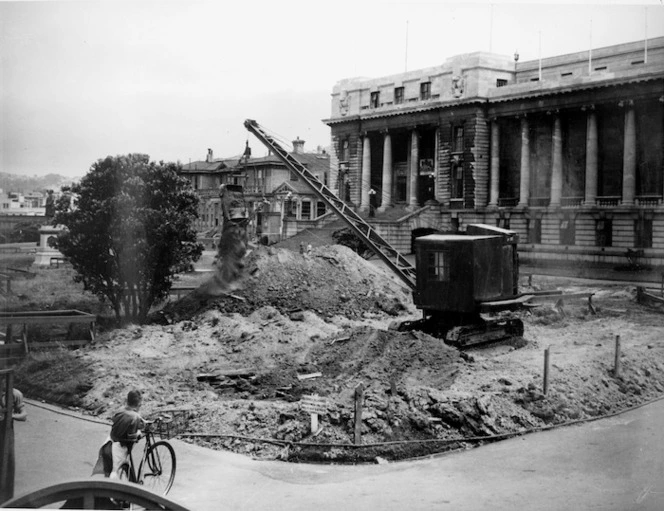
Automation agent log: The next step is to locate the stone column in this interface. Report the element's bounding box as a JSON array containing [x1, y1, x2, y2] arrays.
[[360, 135, 371, 211], [408, 129, 419, 207], [584, 107, 598, 205], [433, 128, 440, 202], [518, 116, 530, 207], [489, 120, 500, 207], [379, 132, 392, 211], [550, 113, 563, 207], [622, 101, 636, 205]]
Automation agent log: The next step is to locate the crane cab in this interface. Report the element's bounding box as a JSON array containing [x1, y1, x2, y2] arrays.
[[413, 224, 519, 315]]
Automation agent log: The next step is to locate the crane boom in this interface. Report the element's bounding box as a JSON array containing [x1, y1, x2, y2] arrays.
[[244, 119, 417, 289]]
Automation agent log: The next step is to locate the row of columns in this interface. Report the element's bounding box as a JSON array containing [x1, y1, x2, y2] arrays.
[[489, 102, 638, 207], [358, 130, 423, 211]]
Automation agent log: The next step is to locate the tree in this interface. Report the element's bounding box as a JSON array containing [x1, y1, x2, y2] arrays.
[[53, 154, 203, 323]]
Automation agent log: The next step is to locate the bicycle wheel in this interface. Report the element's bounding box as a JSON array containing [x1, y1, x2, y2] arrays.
[[139, 441, 176, 495]]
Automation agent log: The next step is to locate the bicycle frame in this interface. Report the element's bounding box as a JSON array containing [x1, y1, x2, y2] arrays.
[[123, 427, 158, 484]]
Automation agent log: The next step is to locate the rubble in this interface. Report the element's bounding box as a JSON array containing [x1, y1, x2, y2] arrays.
[[43, 244, 664, 462]]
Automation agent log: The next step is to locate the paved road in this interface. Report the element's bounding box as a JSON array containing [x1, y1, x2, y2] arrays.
[[10, 398, 664, 510]]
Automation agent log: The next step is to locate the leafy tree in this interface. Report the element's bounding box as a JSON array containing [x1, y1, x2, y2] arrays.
[[53, 154, 203, 323]]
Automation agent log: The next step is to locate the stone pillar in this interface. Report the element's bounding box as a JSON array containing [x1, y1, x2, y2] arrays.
[[408, 129, 419, 207], [622, 101, 636, 205], [518, 116, 530, 207], [489, 120, 500, 207], [550, 113, 563, 207], [379, 132, 392, 211], [584, 107, 598, 205], [360, 135, 371, 211], [433, 128, 440, 202]]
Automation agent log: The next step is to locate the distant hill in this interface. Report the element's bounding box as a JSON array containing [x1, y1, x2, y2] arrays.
[[0, 172, 80, 193]]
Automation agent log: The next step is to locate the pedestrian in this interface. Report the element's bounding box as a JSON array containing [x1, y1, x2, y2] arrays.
[[0, 378, 27, 502]]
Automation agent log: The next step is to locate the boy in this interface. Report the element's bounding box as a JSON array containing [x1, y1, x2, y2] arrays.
[[109, 389, 145, 479]]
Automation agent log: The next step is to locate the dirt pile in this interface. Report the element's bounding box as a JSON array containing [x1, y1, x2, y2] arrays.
[[159, 244, 415, 322], [21, 245, 664, 463]]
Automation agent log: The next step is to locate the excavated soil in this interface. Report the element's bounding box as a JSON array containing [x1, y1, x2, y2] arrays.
[[61, 244, 664, 463]]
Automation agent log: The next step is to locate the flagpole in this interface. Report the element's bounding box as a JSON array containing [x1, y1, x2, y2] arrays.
[[489, 3, 494, 53], [588, 18, 593, 75], [644, 6, 648, 64], [405, 20, 409, 72], [538, 30, 542, 81]]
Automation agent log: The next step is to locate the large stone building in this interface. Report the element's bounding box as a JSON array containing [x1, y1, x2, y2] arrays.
[[324, 37, 664, 266]]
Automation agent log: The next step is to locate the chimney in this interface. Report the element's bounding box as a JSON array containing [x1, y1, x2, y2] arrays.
[[206, 148, 213, 163], [292, 137, 305, 154]]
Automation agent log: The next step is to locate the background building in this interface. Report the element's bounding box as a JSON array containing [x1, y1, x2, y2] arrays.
[[235, 138, 330, 244], [181, 142, 331, 244], [325, 37, 664, 266]]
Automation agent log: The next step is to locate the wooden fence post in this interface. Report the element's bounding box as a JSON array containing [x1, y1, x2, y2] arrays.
[[354, 382, 364, 445], [614, 335, 621, 377], [543, 347, 550, 395]]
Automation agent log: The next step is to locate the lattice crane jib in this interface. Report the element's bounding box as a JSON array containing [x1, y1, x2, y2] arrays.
[[243, 119, 416, 289]]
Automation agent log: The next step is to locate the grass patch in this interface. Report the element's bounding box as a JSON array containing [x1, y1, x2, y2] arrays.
[[13, 348, 95, 407]]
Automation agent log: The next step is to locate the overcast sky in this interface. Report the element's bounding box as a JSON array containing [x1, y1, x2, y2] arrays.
[[1, 0, 663, 178]]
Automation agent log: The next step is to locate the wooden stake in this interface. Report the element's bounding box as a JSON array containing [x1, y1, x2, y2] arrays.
[[354, 382, 364, 445], [614, 335, 621, 377], [310, 413, 318, 434], [543, 347, 550, 395]]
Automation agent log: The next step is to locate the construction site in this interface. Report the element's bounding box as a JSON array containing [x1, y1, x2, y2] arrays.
[[10, 121, 664, 466]]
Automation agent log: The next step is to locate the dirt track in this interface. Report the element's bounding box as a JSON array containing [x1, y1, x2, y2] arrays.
[[25, 244, 664, 463]]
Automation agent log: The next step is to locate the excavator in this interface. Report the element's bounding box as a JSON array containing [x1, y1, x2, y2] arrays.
[[238, 120, 532, 348]]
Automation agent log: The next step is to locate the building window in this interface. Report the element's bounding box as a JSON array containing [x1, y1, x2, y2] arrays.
[[496, 217, 510, 229], [561, 72, 573, 78], [427, 250, 450, 282], [559, 219, 575, 245], [340, 139, 349, 162], [290, 171, 298, 181], [594, 66, 607, 71], [496, 79, 508, 87], [301, 201, 311, 220], [394, 87, 404, 104], [596, 219, 612, 247], [453, 126, 464, 153], [420, 82, 431, 100], [316, 201, 326, 217], [527, 218, 542, 244], [370, 91, 380, 108], [530, 77, 540, 82], [451, 163, 464, 199], [635, 219, 653, 248]]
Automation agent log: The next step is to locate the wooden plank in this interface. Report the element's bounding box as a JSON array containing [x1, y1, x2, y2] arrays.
[[526, 292, 595, 304], [25, 340, 91, 349]]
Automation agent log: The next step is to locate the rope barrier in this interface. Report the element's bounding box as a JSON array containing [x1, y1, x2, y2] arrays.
[[179, 392, 664, 451], [25, 393, 664, 458]]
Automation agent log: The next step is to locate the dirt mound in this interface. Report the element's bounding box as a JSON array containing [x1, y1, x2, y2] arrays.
[[158, 244, 416, 323], [306, 327, 462, 391], [15, 244, 664, 465]]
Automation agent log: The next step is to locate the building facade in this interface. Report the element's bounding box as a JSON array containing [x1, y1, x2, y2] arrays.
[[234, 138, 331, 243], [180, 148, 239, 232], [324, 37, 664, 265], [181, 143, 331, 243]]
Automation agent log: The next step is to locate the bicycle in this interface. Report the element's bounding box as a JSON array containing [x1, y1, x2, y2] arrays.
[[117, 415, 177, 496]]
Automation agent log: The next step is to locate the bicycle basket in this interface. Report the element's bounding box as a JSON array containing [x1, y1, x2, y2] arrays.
[[150, 410, 188, 439]]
